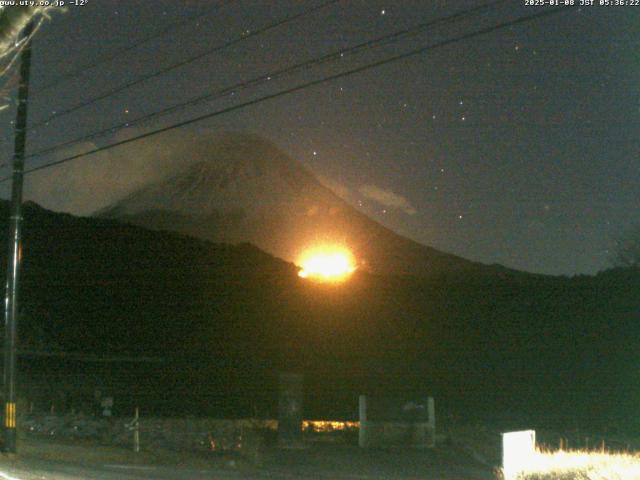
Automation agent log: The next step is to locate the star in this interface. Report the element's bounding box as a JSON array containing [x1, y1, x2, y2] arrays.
[[23, 0, 624, 277]]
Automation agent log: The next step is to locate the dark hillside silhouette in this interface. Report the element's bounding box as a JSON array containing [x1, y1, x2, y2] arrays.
[[1, 201, 638, 428]]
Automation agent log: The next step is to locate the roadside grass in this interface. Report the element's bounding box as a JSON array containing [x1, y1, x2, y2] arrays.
[[500, 448, 640, 480], [443, 423, 640, 479]]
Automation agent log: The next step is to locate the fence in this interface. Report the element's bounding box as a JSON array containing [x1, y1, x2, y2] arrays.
[[358, 395, 435, 448]]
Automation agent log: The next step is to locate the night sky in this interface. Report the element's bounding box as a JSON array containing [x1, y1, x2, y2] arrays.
[[0, 0, 637, 276]]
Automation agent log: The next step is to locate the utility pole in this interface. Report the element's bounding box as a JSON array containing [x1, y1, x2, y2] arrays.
[[3, 19, 34, 454]]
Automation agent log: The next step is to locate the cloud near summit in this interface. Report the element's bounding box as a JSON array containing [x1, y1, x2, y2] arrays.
[[20, 128, 202, 216], [358, 184, 417, 215]]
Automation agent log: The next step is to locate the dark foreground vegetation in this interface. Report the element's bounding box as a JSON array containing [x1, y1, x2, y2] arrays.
[[1, 201, 638, 431]]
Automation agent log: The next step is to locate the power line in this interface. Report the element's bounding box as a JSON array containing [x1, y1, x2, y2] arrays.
[[3, 350, 165, 363], [35, 0, 232, 93], [1, 6, 574, 183], [26, 0, 507, 160], [17, 6, 574, 177], [28, 0, 340, 131]]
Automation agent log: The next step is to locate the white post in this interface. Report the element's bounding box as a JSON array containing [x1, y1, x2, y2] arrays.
[[358, 395, 367, 448], [427, 397, 435, 447], [502, 430, 536, 480], [133, 407, 140, 453]]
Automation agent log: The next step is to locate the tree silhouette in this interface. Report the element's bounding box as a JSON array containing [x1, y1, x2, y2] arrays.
[[613, 226, 640, 269]]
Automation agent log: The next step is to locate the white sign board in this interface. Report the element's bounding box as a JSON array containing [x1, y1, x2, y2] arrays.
[[502, 429, 536, 480]]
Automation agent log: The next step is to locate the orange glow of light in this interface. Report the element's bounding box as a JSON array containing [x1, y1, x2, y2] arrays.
[[297, 246, 356, 282]]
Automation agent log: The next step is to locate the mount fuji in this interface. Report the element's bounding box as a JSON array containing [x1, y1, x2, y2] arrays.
[[99, 132, 512, 277]]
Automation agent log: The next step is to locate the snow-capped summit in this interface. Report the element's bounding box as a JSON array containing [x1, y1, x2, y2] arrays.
[[100, 132, 502, 277]]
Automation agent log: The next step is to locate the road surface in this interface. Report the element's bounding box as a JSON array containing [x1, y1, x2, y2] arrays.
[[0, 442, 495, 479]]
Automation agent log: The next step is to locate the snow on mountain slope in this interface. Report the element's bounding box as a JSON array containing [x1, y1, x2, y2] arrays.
[[100, 132, 509, 277]]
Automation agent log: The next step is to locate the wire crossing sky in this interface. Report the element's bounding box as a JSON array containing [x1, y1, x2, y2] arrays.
[[24, 0, 508, 160], [35, 0, 232, 93], [0, 0, 637, 276], [28, 0, 340, 130], [15, 7, 573, 177]]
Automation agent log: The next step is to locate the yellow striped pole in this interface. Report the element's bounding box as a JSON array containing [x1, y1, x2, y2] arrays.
[[4, 402, 15, 429]]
